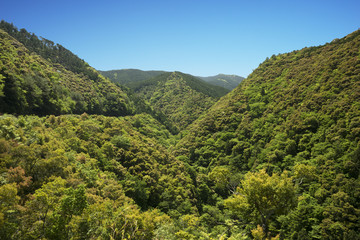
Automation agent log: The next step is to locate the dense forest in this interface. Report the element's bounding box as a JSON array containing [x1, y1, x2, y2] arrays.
[[0, 21, 360, 239], [125, 72, 229, 130]]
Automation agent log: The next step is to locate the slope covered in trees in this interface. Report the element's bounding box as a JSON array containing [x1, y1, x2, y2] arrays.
[[174, 29, 360, 238], [0, 25, 132, 116], [0, 21, 100, 82], [128, 71, 229, 130], [198, 74, 245, 90]]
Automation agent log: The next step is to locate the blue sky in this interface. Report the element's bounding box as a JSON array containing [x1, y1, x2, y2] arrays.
[[1, 0, 359, 77]]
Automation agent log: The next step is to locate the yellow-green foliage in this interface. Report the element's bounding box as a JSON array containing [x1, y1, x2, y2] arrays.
[[0, 114, 197, 239], [225, 169, 296, 237]]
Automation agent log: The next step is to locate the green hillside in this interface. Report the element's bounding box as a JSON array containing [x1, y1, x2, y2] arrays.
[[199, 74, 245, 90], [128, 71, 229, 130], [0, 22, 132, 116], [175, 29, 360, 238], [99, 69, 166, 85]]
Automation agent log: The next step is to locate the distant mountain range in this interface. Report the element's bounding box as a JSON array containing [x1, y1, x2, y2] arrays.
[[198, 74, 245, 90], [99, 69, 166, 85], [100, 69, 244, 90]]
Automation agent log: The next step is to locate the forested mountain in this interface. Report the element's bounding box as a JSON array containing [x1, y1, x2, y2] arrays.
[[1, 20, 360, 240], [198, 74, 245, 90], [101, 69, 231, 131], [175, 29, 360, 239], [0, 22, 132, 116], [99, 69, 166, 86], [127, 71, 229, 130]]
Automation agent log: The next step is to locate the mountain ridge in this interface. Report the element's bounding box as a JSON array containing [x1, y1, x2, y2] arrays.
[[101, 68, 244, 90]]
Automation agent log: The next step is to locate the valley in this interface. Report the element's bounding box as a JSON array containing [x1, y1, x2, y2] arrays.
[[0, 20, 359, 239]]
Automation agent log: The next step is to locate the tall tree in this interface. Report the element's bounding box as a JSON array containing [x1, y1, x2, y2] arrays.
[[225, 169, 297, 238]]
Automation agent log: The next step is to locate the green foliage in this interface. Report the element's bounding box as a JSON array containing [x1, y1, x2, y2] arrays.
[[111, 134, 130, 149], [0, 183, 19, 239], [0, 113, 198, 238], [278, 193, 323, 239], [124, 113, 177, 147], [0, 21, 96, 81], [225, 169, 297, 238], [120, 85, 180, 134]]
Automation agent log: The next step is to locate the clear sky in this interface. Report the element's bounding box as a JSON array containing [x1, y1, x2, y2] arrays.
[[1, 0, 359, 77]]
